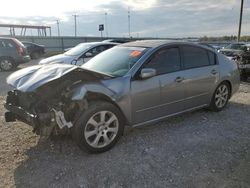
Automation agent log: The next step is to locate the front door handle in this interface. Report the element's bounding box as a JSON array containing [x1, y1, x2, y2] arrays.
[[175, 77, 184, 83], [211, 69, 218, 75]]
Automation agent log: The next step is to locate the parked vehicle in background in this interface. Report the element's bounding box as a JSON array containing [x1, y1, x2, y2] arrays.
[[198, 43, 216, 50], [5, 40, 240, 153], [39, 42, 117, 65], [0, 37, 30, 71], [102, 39, 131, 44], [219, 43, 246, 59], [233, 44, 250, 81], [22, 41, 45, 59]]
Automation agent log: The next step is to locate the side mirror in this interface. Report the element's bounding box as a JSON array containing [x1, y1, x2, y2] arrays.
[[140, 68, 156, 79], [85, 52, 93, 57]]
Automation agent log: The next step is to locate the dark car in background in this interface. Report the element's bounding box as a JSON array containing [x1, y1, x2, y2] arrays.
[[233, 44, 250, 80], [219, 43, 246, 59], [22, 41, 45, 59], [0, 37, 30, 71]]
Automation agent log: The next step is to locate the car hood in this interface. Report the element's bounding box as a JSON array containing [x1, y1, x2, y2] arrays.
[[7, 64, 111, 92], [39, 54, 75, 65]]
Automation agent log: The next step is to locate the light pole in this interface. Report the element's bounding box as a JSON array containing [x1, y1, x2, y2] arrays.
[[105, 12, 109, 37], [56, 20, 60, 37], [128, 7, 131, 38], [237, 0, 244, 42], [73, 14, 79, 37]]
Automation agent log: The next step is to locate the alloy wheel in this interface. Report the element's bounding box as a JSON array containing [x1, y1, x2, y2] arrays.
[[84, 111, 119, 148], [215, 84, 229, 108]]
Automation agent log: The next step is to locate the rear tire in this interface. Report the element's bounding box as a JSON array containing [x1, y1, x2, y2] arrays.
[[72, 101, 125, 153], [209, 82, 231, 112], [0, 57, 15, 71]]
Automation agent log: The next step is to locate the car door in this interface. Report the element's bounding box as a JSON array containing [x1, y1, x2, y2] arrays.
[[180, 45, 219, 109], [150, 47, 187, 117], [130, 46, 187, 124]]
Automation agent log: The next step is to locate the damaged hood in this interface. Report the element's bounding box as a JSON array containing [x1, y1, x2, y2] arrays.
[[7, 64, 110, 92]]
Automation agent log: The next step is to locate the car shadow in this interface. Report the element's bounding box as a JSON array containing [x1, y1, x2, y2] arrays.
[[13, 101, 250, 187]]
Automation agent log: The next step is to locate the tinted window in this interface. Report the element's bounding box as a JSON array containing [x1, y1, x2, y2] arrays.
[[183, 46, 210, 69], [208, 51, 216, 65], [0, 40, 14, 48], [87, 45, 111, 56], [145, 48, 181, 74]]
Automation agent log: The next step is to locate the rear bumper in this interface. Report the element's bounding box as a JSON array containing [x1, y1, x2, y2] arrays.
[[16, 55, 31, 64]]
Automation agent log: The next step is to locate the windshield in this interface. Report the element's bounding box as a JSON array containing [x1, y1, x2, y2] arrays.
[[82, 46, 148, 77], [225, 43, 245, 50], [64, 43, 92, 56]]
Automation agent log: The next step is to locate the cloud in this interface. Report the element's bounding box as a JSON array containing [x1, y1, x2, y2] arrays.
[[0, 0, 249, 37]]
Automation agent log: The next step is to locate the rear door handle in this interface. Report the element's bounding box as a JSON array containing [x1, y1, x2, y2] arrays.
[[211, 69, 218, 75], [175, 77, 184, 83]]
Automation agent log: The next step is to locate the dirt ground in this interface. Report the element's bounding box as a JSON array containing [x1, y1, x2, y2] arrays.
[[0, 83, 250, 188]]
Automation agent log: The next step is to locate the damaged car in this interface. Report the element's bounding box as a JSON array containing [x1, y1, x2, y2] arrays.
[[4, 40, 240, 153]]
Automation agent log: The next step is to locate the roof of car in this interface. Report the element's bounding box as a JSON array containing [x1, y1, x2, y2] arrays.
[[119, 40, 175, 48], [0, 37, 15, 40], [119, 40, 215, 51], [78, 41, 118, 46]]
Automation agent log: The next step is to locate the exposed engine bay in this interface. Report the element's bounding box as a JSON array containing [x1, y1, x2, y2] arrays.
[[5, 66, 112, 139]]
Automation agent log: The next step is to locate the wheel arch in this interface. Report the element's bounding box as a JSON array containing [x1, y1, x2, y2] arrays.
[[84, 91, 128, 125]]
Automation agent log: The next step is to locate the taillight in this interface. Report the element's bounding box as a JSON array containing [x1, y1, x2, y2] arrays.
[[16, 45, 24, 55], [13, 39, 24, 55]]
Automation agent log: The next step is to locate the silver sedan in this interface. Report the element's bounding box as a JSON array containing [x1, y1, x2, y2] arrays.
[[5, 40, 240, 153]]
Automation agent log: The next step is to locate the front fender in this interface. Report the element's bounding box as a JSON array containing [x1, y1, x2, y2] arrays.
[[71, 83, 117, 101]]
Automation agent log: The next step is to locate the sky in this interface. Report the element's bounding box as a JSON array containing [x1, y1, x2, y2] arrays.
[[0, 0, 249, 38]]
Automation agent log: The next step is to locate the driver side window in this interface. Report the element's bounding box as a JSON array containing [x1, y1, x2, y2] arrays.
[[145, 47, 181, 75]]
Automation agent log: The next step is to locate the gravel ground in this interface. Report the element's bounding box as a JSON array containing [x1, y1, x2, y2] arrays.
[[0, 64, 250, 187]]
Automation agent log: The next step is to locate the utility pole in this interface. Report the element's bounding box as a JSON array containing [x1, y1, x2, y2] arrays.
[[56, 20, 60, 37], [73, 14, 79, 37], [128, 7, 131, 38], [105, 12, 108, 37], [238, 0, 244, 42]]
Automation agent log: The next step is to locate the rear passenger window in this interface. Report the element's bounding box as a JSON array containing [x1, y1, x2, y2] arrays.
[[146, 48, 181, 74], [0, 40, 14, 48], [182, 46, 210, 69], [208, 51, 216, 65]]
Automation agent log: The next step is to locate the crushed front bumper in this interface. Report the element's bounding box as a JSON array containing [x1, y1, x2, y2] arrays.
[[4, 90, 39, 127], [4, 90, 73, 132]]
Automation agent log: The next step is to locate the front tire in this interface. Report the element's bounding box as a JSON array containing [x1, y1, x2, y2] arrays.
[[209, 82, 231, 112], [72, 101, 124, 153]]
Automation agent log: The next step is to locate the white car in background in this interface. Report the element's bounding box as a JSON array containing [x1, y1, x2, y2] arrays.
[[39, 42, 117, 66]]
